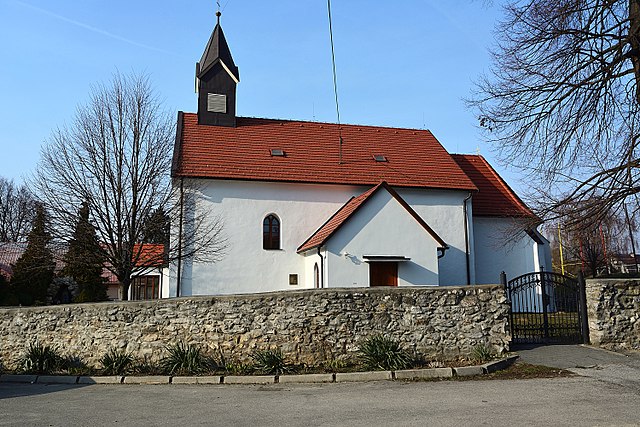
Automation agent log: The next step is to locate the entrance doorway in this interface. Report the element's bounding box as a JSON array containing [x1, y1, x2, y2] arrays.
[[369, 262, 398, 287]]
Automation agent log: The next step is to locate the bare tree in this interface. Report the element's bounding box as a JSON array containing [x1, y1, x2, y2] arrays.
[[545, 200, 630, 277], [33, 73, 225, 300], [471, 1, 640, 227], [0, 177, 36, 242]]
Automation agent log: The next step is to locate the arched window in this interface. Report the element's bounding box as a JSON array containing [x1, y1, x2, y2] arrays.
[[263, 214, 280, 250], [314, 263, 320, 288]]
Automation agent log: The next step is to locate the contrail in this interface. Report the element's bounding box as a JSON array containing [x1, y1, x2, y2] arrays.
[[13, 0, 177, 56]]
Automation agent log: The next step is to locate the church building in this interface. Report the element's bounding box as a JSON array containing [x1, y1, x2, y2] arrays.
[[167, 15, 551, 297]]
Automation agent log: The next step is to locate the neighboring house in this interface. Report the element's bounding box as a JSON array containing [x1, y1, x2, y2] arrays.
[[102, 244, 169, 301], [610, 253, 640, 275], [0, 242, 167, 301], [168, 18, 551, 296], [0, 242, 66, 279]]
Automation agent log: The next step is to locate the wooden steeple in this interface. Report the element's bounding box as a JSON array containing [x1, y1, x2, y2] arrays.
[[196, 11, 240, 127]]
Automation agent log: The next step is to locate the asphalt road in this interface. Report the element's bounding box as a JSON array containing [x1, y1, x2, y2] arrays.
[[1, 376, 639, 426]]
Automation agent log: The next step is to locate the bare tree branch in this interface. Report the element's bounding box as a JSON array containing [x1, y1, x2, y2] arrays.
[[32, 72, 226, 300], [470, 0, 640, 228]]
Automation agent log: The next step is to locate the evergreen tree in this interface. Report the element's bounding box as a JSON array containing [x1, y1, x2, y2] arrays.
[[62, 202, 107, 302], [141, 207, 170, 245], [0, 273, 11, 305], [10, 204, 55, 305]]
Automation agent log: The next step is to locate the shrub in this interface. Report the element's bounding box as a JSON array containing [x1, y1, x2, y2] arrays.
[[358, 335, 412, 371], [161, 342, 212, 375], [21, 343, 64, 374], [251, 348, 291, 375], [471, 344, 495, 363], [101, 348, 134, 375]]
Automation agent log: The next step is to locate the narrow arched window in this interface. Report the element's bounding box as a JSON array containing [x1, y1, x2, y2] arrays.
[[263, 214, 280, 250]]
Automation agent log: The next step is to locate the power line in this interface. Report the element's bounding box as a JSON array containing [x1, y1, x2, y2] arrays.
[[327, 0, 343, 164]]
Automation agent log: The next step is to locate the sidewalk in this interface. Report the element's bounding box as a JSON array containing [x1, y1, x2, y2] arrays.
[[514, 344, 640, 390]]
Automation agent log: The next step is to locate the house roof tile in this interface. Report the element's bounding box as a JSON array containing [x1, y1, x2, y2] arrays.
[[450, 154, 534, 218], [174, 113, 477, 191]]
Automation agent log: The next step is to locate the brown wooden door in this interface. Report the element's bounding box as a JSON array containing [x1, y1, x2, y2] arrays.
[[369, 262, 398, 287]]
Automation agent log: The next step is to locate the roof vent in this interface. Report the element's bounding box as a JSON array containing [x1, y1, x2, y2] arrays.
[[270, 149, 286, 157], [373, 154, 388, 162]]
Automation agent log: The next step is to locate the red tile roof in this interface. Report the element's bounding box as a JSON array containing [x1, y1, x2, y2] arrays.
[[133, 243, 166, 268], [174, 113, 477, 191], [0, 242, 66, 279], [450, 154, 534, 218], [297, 182, 446, 253]]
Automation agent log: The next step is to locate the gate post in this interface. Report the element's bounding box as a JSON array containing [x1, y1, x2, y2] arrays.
[[540, 267, 550, 341], [500, 271, 513, 339], [500, 271, 507, 292], [577, 271, 590, 344]]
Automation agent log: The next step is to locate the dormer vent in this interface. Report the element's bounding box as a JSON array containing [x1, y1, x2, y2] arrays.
[[271, 149, 286, 157], [207, 93, 227, 113], [373, 154, 388, 162]]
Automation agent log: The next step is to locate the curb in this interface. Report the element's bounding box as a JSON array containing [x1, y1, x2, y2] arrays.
[[395, 367, 453, 380], [36, 375, 79, 384], [480, 355, 519, 374], [0, 356, 519, 385], [0, 374, 38, 383], [278, 373, 335, 384], [171, 376, 222, 385], [123, 376, 171, 385], [78, 376, 123, 384], [335, 371, 392, 382], [223, 375, 275, 384]]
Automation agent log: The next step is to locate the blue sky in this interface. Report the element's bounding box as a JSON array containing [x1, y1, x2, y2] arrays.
[[0, 0, 512, 189]]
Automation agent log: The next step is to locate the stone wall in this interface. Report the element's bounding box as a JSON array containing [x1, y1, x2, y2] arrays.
[[0, 285, 510, 370], [586, 279, 640, 351]]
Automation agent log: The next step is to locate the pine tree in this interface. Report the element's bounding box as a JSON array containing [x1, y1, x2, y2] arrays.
[[10, 204, 55, 305], [62, 202, 107, 302], [141, 207, 170, 245]]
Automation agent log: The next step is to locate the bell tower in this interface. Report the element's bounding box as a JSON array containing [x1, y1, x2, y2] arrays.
[[196, 11, 239, 127]]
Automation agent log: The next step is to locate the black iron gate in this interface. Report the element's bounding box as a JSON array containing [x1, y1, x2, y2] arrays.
[[501, 270, 589, 344]]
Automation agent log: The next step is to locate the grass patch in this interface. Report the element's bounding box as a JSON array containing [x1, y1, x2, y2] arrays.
[[410, 361, 575, 382]]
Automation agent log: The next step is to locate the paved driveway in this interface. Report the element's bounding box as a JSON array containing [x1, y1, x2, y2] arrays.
[[1, 376, 639, 426], [515, 344, 640, 389]]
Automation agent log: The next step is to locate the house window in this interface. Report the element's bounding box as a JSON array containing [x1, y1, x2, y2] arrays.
[[132, 275, 160, 300], [263, 214, 280, 250]]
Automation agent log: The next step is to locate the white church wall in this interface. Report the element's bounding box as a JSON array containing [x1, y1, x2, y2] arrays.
[[324, 189, 440, 287], [397, 188, 475, 285], [473, 217, 548, 284], [170, 179, 366, 295], [169, 179, 474, 295]]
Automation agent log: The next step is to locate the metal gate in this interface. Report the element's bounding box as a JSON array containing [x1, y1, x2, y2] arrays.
[[501, 270, 589, 344]]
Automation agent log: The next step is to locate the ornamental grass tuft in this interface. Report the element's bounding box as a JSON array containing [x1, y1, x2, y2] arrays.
[[471, 344, 495, 363], [251, 348, 291, 375], [21, 342, 64, 375], [100, 348, 134, 376], [358, 334, 412, 371], [161, 342, 212, 376]]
